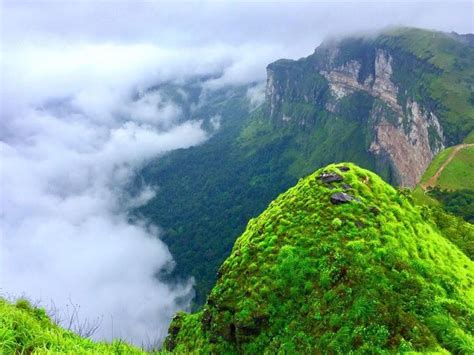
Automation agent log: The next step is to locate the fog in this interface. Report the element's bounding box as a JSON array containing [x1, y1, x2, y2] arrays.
[[1, 0, 472, 347]]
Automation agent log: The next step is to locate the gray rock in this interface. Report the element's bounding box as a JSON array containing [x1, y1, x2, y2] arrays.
[[338, 166, 350, 172], [330, 192, 354, 204], [319, 172, 343, 184]]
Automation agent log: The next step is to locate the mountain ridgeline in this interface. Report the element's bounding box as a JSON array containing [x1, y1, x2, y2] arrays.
[[137, 27, 474, 306], [164, 164, 474, 353], [262, 28, 473, 187]]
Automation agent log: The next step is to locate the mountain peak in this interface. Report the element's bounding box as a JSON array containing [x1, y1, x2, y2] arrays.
[[165, 163, 474, 353]]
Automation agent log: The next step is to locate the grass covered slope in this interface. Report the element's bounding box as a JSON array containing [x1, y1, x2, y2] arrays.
[[0, 298, 145, 354], [164, 163, 474, 353], [417, 144, 474, 223]]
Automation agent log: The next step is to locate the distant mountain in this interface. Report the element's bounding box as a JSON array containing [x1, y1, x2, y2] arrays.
[[164, 163, 474, 353], [137, 27, 474, 306], [262, 27, 473, 186]]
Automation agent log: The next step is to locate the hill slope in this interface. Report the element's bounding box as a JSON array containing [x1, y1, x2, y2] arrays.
[[0, 299, 145, 354], [137, 27, 474, 305], [420, 144, 474, 191], [416, 144, 474, 222], [164, 163, 474, 353]]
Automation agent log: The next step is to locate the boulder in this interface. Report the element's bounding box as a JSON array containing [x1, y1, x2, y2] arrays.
[[319, 172, 343, 184], [330, 192, 354, 204]]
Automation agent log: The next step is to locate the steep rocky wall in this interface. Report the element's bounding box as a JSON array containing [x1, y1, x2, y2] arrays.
[[370, 100, 444, 186]]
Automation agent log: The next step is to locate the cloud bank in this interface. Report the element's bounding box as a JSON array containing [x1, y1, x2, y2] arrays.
[[1, 0, 472, 347], [0, 44, 213, 345]]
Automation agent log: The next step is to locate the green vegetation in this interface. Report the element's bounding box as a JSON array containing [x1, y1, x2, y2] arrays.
[[419, 147, 455, 185], [165, 164, 474, 353], [437, 146, 474, 190], [138, 27, 473, 307], [0, 298, 145, 354], [417, 145, 474, 223], [426, 206, 474, 259], [465, 131, 474, 144], [429, 188, 474, 224]]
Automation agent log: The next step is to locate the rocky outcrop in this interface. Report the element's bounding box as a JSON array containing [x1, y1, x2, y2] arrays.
[[330, 192, 354, 204], [321, 50, 401, 114]]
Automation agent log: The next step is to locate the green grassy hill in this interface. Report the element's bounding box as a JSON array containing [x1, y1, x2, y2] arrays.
[[0, 299, 145, 354], [164, 163, 474, 353], [415, 144, 474, 222]]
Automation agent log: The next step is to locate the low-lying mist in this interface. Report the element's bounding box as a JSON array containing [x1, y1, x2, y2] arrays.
[[0, 42, 275, 346]]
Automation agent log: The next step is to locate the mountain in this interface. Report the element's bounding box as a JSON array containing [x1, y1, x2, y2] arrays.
[[261, 27, 473, 186], [164, 163, 474, 353], [137, 27, 474, 306]]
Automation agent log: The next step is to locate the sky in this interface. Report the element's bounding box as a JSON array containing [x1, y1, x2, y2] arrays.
[[1, 0, 473, 347]]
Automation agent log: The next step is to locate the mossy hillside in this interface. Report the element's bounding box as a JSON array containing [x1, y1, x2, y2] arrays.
[[0, 298, 146, 354], [165, 163, 474, 353]]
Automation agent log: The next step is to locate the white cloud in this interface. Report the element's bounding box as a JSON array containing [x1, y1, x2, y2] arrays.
[[0, 42, 218, 346], [246, 82, 266, 110], [209, 114, 222, 131]]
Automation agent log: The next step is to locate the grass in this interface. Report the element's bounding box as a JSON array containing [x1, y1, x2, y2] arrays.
[[164, 163, 474, 353], [0, 298, 147, 354], [416, 146, 474, 223], [437, 146, 474, 190], [465, 131, 474, 144], [411, 186, 440, 207], [419, 147, 454, 185]]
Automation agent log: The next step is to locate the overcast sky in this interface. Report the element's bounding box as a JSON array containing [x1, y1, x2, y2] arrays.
[[1, 0, 473, 348], [3, 1, 473, 50]]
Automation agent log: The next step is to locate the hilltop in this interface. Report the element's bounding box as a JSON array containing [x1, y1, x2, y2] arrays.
[[164, 163, 474, 353]]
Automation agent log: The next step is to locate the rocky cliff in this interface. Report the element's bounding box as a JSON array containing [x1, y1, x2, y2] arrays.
[[264, 28, 473, 186]]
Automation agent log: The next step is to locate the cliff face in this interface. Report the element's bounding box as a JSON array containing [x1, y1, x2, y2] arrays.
[[265, 34, 452, 187]]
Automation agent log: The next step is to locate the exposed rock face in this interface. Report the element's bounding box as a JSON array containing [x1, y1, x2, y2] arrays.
[[370, 100, 444, 186], [321, 50, 401, 114], [265, 40, 446, 187]]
